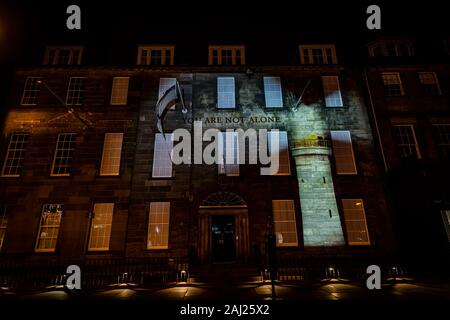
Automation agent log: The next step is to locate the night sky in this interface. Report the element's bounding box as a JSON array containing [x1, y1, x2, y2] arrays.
[[1, 0, 448, 65]]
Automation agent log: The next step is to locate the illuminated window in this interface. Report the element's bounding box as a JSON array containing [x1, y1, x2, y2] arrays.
[[393, 124, 421, 159], [441, 210, 450, 243], [158, 78, 177, 111], [21, 77, 42, 105], [382, 73, 404, 96], [208, 46, 245, 65], [110, 77, 130, 105], [158, 78, 176, 99], [51, 133, 76, 176], [218, 132, 239, 176], [418, 72, 441, 96], [433, 124, 450, 158], [137, 46, 174, 65], [152, 133, 173, 178], [147, 202, 170, 249], [341, 199, 370, 245], [299, 45, 337, 64], [322, 76, 343, 107], [66, 77, 86, 105], [267, 131, 291, 176], [330, 130, 357, 175], [44, 46, 83, 65], [0, 205, 8, 251], [100, 133, 123, 176], [35, 204, 63, 252], [88, 203, 114, 251], [263, 77, 283, 108], [272, 200, 298, 247], [217, 77, 236, 109], [1, 133, 29, 177]]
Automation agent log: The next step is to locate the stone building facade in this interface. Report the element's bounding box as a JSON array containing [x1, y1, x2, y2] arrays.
[[364, 36, 450, 270], [0, 44, 395, 268]]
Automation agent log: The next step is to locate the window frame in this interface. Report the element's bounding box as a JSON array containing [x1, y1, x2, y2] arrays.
[[263, 76, 283, 108], [44, 46, 83, 65], [1, 133, 30, 177], [330, 130, 358, 175], [272, 200, 298, 247], [137, 45, 175, 66], [432, 124, 450, 159], [322, 76, 343, 107], [152, 133, 174, 178], [147, 202, 170, 250], [208, 45, 245, 66], [299, 44, 338, 64], [368, 41, 414, 57], [381, 72, 404, 96], [88, 203, 114, 251], [393, 124, 421, 159], [217, 77, 236, 109], [110, 77, 130, 105], [418, 72, 442, 96], [35, 204, 63, 253], [21, 77, 42, 106], [100, 133, 124, 176], [51, 133, 77, 177], [66, 77, 86, 106], [218, 131, 239, 176], [341, 199, 371, 246], [267, 131, 291, 176]]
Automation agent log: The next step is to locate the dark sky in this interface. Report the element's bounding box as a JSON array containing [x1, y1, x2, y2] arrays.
[[0, 0, 448, 67]]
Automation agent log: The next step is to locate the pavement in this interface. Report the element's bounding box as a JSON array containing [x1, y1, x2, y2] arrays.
[[1, 263, 450, 302], [2, 279, 450, 301]]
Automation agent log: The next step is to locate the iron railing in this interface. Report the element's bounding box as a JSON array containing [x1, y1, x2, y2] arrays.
[[0, 256, 188, 291], [262, 255, 411, 283]]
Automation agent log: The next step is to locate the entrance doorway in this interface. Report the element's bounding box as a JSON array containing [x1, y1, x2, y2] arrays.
[[198, 192, 250, 264], [211, 215, 236, 262]]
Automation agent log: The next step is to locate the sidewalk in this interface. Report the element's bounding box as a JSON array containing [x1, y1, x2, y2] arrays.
[[2, 279, 450, 301]]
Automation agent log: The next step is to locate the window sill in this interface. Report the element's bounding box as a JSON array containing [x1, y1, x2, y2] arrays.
[[86, 250, 111, 254], [34, 250, 57, 254], [98, 174, 121, 178], [263, 106, 286, 110], [145, 248, 169, 251], [151, 176, 175, 180]]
